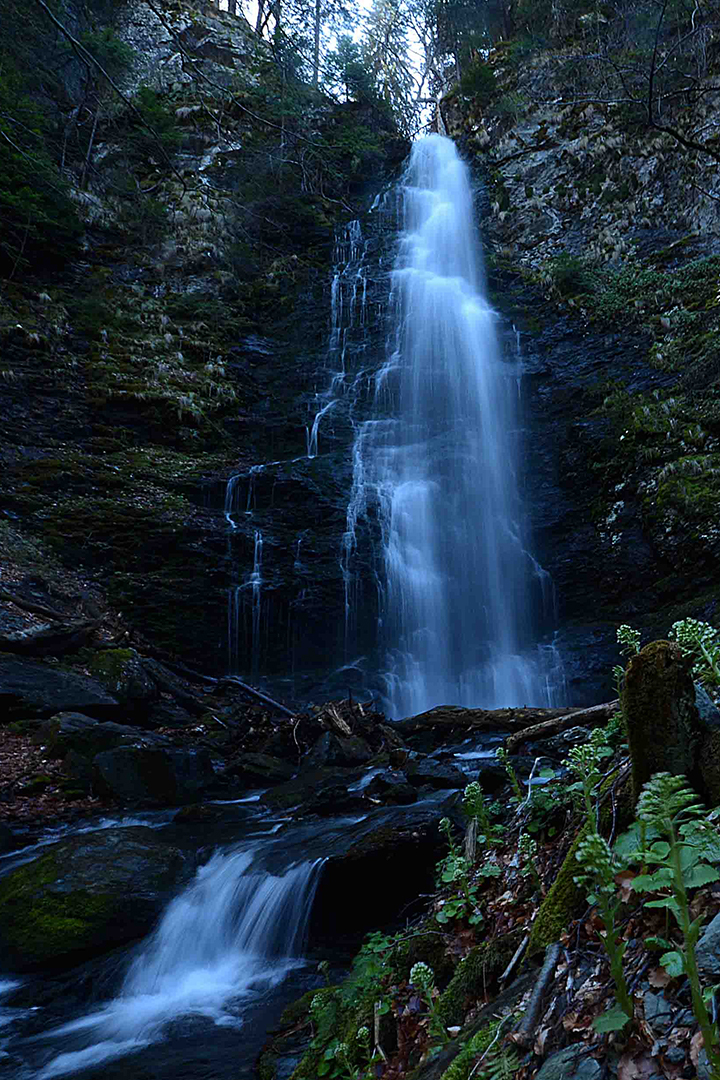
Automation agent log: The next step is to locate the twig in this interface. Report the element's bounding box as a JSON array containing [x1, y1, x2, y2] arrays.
[[499, 934, 529, 984], [511, 942, 562, 1048]]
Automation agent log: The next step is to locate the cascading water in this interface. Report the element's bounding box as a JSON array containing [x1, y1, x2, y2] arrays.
[[345, 134, 559, 717], [31, 850, 322, 1079]]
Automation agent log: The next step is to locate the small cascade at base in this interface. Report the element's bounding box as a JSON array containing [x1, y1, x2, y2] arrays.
[[33, 851, 322, 1079]]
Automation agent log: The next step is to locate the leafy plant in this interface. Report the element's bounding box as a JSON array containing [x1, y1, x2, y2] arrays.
[[436, 818, 483, 926], [629, 773, 720, 1074], [574, 831, 634, 1028], [564, 740, 613, 825], [617, 624, 642, 656], [518, 832, 543, 896], [409, 962, 449, 1046], [668, 618, 720, 686], [495, 747, 523, 801]]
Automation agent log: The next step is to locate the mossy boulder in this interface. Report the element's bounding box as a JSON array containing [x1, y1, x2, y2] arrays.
[[0, 827, 189, 969], [529, 823, 590, 954], [87, 648, 159, 714], [622, 640, 705, 802], [0, 654, 120, 720], [436, 933, 524, 1027]]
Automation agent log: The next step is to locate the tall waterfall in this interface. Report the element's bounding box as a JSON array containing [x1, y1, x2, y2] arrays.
[[347, 135, 558, 717]]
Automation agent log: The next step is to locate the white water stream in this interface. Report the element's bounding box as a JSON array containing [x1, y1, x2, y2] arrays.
[[32, 850, 322, 1078], [342, 135, 560, 715]]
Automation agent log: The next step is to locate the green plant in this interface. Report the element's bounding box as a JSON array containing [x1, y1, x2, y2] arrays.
[[574, 831, 634, 1029], [617, 624, 642, 656], [518, 832, 543, 896], [409, 962, 449, 1046], [436, 818, 483, 926], [669, 618, 720, 686], [463, 781, 497, 840], [547, 252, 593, 298], [629, 773, 720, 1076], [495, 747, 523, 801], [564, 741, 613, 825]]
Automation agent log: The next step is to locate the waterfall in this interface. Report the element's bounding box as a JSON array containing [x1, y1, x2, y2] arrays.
[[34, 851, 322, 1079], [345, 134, 558, 717]]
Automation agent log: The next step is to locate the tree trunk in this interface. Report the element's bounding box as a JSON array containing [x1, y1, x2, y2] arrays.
[[312, 0, 321, 87]]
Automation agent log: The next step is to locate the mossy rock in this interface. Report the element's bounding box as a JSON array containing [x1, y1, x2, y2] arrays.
[[436, 932, 524, 1027], [622, 640, 704, 802], [87, 648, 158, 708], [0, 827, 188, 969], [528, 823, 590, 955]]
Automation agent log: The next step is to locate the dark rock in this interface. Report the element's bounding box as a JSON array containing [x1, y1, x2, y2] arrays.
[[0, 827, 190, 970], [0, 656, 120, 721], [261, 767, 365, 814], [534, 1045, 602, 1080], [92, 746, 216, 806], [226, 752, 296, 785], [0, 822, 17, 854], [35, 712, 166, 760], [643, 991, 674, 1034], [404, 759, 466, 789], [87, 649, 159, 714], [696, 911, 720, 978], [696, 684, 720, 729], [302, 732, 373, 769], [365, 771, 417, 804]]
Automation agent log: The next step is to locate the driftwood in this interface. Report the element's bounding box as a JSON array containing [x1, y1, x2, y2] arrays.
[[510, 943, 562, 1049], [504, 700, 619, 754], [0, 619, 100, 656], [400, 703, 595, 735], [221, 675, 295, 717]]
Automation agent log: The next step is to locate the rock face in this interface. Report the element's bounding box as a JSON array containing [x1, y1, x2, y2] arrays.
[[0, 827, 189, 969], [92, 745, 217, 806], [0, 656, 120, 720]]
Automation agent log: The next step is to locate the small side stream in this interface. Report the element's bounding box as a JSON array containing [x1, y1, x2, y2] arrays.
[[0, 774, 468, 1079]]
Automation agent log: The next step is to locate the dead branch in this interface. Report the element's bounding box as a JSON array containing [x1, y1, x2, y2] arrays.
[[504, 700, 619, 754]]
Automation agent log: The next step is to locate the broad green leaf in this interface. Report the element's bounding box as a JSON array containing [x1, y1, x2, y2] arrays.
[[646, 935, 675, 950], [645, 897, 682, 919], [683, 863, 720, 889], [592, 1003, 631, 1032], [660, 950, 685, 977]]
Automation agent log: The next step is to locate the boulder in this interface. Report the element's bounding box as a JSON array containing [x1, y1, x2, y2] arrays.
[[696, 910, 720, 978], [92, 746, 216, 806], [364, 770, 417, 804], [404, 759, 466, 789], [87, 649, 159, 715], [261, 767, 365, 814], [0, 827, 189, 969], [302, 731, 373, 769], [35, 712, 165, 760], [0, 655, 120, 720], [225, 752, 296, 785]]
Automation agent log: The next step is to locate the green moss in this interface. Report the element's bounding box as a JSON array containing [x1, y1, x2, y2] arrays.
[[436, 934, 522, 1026], [528, 823, 590, 954], [88, 648, 135, 683], [0, 851, 116, 966], [439, 1019, 503, 1080], [623, 640, 704, 802]]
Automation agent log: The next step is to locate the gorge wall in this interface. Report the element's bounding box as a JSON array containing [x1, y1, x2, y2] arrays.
[[2, 0, 719, 711]]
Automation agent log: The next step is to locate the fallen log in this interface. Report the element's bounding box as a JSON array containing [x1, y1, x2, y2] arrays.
[[0, 619, 100, 656], [399, 703, 587, 735], [220, 675, 295, 718], [504, 700, 619, 754]]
